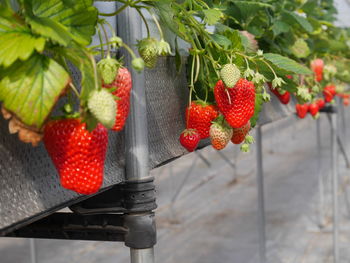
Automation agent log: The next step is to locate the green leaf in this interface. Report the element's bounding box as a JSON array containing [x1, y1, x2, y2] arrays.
[[272, 20, 290, 36], [56, 45, 96, 103], [211, 34, 231, 49], [230, 1, 273, 21], [202, 8, 223, 25], [282, 11, 313, 33], [0, 54, 70, 128], [27, 0, 97, 46], [263, 53, 312, 75], [0, 7, 45, 67]]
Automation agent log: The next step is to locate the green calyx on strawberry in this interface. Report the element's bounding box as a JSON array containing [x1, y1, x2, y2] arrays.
[[210, 116, 233, 150], [240, 134, 255, 153], [214, 79, 255, 128], [97, 57, 121, 85], [179, 128, 200, 152], [43, 118, 108, 195], [137, 37, 159, 68], [186, 100, 219, 139], [220, 63, 241, 88], [157, 39, 172, 56], [88, 89, 117, 129]]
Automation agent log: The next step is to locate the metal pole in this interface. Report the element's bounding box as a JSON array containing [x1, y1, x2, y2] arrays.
[[29, 238, 37, 263], [330, 112, 339, 263], [117, 6, 155, 263], [130, 248, 155, 263], [256, 125, 267, 263], [316, 118, 325, 228]]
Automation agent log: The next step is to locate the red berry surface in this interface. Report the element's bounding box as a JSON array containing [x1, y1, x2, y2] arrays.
[[268, 83, 290, 105], [308, 103, 319, 116], [43, 119, 108, 195], [179, 129, 200, 152], [296, 104, 309, 119], [316, 98, 325, 109], [311, 59, 324, 82], [214, 79, 255, 128], [231, 121, 251, 145], [103, 67, 132, 131], [185, 101, 218, 139]]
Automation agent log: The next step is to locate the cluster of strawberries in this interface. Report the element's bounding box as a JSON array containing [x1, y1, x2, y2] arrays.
[[180, 64, 255, 153], [43, 62, 132, 195], [295, 59, 349, 119]]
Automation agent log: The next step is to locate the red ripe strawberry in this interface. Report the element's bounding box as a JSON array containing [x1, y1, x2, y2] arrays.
[[231, 121, 250, 145], [268, 83, 290, 104], [308, 102, 319, 117], [185, 101, 218, 139], [179, 129, 200, 152], [323, 85, 336, 103], [311, 59, 324, 82], [214, 79, 255, 128], [316, 98, 325, 109], [43, 119, 108, 195], [344, 97, 350, 106], [103, 67, 132, 131], [296, 104, 309, 119]]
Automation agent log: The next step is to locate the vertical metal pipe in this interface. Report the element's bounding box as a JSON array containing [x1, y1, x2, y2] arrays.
[[117, 7, 149, 182], [316, 118, 325, 227], [117, 6, 154, 263], [256, 125, 267, 263], [130, 248, 155, 263], [29, 239, 37, 263], [330, 112, 339, 263]]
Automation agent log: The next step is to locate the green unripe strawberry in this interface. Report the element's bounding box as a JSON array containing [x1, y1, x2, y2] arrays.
[[220, 64, 241, 88], [97, 58, 120, 85], [88, 89, 116, 129], [132, 58, 145, 71], [137, 37, 159, 68]]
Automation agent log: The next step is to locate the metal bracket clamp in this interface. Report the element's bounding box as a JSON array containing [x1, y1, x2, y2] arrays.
[[6, 212, 157, 249], [320, 105, 337, 114], [70, 177, 157, 215]]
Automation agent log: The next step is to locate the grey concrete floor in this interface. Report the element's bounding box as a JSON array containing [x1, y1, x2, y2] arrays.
[[1, 111, 350, 263]]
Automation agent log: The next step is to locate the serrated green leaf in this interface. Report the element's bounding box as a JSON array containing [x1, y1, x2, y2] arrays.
[[250, 93, 263, 128], [263, 53, 312, 75], [0, 54, 70, 128], [27, 0, 97, 46], [282, 11, 313, 33], [0, 7, 46, 67], [202, 8, 223, 25]]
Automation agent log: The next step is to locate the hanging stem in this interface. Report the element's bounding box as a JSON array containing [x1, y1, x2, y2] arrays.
[[100, 22, 111, 58], [97, 27, 105, 58], [150, 12, 164, 40], [99, 3, 129, 17], [135, 8, 151, 38], [89, 54, 100, 91], [69, 83, 80, 98]]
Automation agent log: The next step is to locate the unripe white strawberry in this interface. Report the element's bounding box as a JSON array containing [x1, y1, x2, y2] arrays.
[[97, 58, 120, 85], [209, 121, 233, 150], [220, 64, 241, 88], [88, 89, 116, 129]]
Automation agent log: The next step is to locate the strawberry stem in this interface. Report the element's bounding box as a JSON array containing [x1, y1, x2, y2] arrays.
[[100, 22, 111, 59], [150, 12, 164, 40], [97, 26, 105, 59]]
